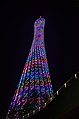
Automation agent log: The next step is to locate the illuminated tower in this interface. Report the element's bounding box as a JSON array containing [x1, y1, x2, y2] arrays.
[[6, 16, 54, 119]]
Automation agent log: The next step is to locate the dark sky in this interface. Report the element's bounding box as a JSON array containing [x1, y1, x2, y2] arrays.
[[0, 1, 79, 119]]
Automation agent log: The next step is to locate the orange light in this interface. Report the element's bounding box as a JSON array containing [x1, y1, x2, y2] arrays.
[[40, 16, 42, 18]]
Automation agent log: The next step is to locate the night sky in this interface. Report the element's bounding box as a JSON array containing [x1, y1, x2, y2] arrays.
[[0, 1, 79, 119]]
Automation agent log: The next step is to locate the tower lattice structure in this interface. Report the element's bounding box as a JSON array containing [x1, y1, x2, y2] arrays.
[[6, 17, 54, 119]]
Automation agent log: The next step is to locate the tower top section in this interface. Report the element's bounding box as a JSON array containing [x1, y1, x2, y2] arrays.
[[34, 17, 45, 28]]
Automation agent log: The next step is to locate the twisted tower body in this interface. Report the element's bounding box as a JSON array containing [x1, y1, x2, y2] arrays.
[[6, 17, 54, 118]]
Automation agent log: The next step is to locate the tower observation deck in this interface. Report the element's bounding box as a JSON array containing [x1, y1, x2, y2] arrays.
[[6, 17, 54, 119]]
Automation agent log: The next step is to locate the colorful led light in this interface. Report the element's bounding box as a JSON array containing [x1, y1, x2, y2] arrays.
[[6, 17, 54, 118]]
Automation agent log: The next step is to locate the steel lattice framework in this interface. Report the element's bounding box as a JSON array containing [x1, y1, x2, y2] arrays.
[[6, 17, 54, 119]]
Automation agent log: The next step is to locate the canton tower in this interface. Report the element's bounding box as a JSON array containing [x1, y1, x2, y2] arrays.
[[6, 16, 54, 119]]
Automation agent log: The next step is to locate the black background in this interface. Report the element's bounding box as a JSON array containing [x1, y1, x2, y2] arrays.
[[0, 1, 79, 119]]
